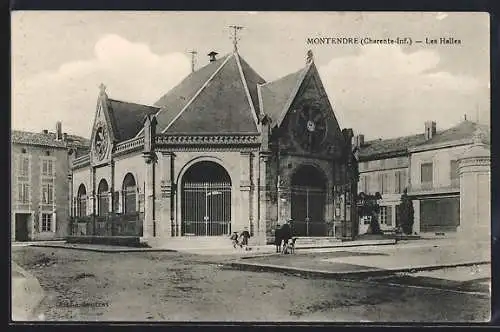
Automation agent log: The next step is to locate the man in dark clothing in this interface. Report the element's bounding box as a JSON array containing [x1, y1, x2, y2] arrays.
[[281, 220, 292, 245], [274, 224, 282, 253], [239, 227, 251, 250]]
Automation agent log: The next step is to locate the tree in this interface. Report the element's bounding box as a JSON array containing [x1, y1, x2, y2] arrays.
[[399, 189, 414, 235], [357, 192, 383, 235]]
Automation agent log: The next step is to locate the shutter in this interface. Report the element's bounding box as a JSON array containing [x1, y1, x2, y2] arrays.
[[395, 172, 400, 194], [51, 212, 56, 232]]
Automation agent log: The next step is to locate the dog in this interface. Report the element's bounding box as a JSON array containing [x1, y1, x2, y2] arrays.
[[288, 237, 297, 254], [281, 238, 297, 254]]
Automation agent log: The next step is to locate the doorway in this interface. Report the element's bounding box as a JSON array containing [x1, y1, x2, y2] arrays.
[[15, 213, 30, 241], [290, 165, 327, 236]]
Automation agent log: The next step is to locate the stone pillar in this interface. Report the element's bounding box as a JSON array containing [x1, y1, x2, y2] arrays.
[[143, 155, 156, 239], [457, 133, 490, 242], [142, 114, 157, 240], [239, 152, 252, 234], [258, 152, 271, 244], [160, 152, 174, 238], [412, 199, 420, 234]]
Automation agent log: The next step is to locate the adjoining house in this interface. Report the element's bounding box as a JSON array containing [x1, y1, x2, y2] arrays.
[[69, 49, 359, 247], [355, 119, 490, 237], [11, 123, 90, 241]]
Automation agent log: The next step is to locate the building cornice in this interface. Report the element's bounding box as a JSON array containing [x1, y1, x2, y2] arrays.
[[72, 154, 91, 169], [408, 138, 474, 153]]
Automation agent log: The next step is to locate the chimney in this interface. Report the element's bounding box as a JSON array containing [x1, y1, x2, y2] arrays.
[[56, 121, 62, 140], [354, 134, 365, 148], [425, 121, 437, 140], [42, 129, 48, 134], [208, 51, 218, 63]]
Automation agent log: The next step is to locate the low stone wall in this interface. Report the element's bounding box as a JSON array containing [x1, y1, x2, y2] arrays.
[[66, 236, 143, 247]]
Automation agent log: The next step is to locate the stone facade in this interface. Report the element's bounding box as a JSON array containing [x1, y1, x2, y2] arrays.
[[11, 126, 89, 241], [70, 51, 358, 247], [457, 132, 490, 241]]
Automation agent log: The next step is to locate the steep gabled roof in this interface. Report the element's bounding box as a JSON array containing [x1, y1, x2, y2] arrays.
[[258, 66, 308, 126], [152, 52, 264, 134], [107, 99, 159, 142]]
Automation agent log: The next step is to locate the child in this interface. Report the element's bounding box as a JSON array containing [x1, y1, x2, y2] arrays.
[[230, 231, 239, 248]]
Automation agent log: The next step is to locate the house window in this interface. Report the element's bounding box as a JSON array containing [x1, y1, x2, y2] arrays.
[[18, 183, 30, 203], [379, 173, 390, 194], [19, 156, 30, 177], [41, 183, 54, 205], [450, 160, 459, 180], [394, 171, 407, 194], [379, 206, 393, 226], [420, 163, 433, 184], [41, 213, 53, 232], [42, 159, 54, 177]]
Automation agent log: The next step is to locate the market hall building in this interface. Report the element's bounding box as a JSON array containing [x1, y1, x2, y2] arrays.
[[69, 50, 358, 247]]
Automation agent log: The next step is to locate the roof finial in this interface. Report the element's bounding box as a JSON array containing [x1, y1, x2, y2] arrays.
[[306, 49, 314, 64], [188, 50, 197, 73], [229, 25, 244, 52], [99, 83, 107, 95]]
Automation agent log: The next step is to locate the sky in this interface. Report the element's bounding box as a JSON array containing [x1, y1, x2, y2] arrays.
[[12, 11, 490, 140]]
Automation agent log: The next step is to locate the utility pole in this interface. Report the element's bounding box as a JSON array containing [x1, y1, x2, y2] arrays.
[[229, 25, 245, 52], [188, 50, 197, 73]]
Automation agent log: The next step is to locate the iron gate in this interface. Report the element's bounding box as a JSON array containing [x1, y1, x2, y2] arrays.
[[181, 182, 231, 236], [291, 185, 326, 236]]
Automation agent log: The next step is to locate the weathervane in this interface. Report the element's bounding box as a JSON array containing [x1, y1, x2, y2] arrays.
[[229, 25, 245, 52]]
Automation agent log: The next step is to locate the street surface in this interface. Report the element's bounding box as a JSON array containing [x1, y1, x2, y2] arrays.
[[12, 246, 490, 322]]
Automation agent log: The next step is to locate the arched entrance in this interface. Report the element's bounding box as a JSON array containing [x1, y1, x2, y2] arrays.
[[181, 161, 231, 236], [291, 165, 327, 236], [122, 173, 137, 214], [77, 184, 87, 217], [97, 179, 109, 216]]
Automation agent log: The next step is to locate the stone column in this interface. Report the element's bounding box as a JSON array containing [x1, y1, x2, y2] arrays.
[[457, 134, 490, 242], [239, 152, 252, 234], [412, 199, 420, 234], [143, 154, 156, 239], [160, 152, 174, 238], [258, 152, 271, 244]]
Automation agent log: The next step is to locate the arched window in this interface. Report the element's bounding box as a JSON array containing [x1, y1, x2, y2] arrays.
[[97, 179, 109, 216], [122, 173, 137, 214], [77, 184, 87, 217]]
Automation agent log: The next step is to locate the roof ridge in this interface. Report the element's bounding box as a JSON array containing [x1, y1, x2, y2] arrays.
[[276, 63, 312, 126], [234, 52, 260, 130], [161, 53, 235, 134], [134, 53, 232, 138]]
